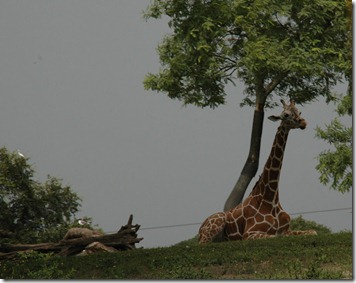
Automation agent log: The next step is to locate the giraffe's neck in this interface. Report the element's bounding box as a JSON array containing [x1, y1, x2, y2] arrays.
[[252, 125, 290, 203]]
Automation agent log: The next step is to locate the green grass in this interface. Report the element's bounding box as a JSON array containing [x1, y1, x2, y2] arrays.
[[0, 232, 352, 279]]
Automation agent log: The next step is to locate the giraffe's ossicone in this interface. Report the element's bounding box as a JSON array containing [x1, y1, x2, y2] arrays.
[[198, 100, 317, 244]]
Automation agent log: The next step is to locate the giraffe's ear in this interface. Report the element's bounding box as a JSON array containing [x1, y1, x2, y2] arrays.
[[280, 99, 287, 107], [268, 115, 281, 122]]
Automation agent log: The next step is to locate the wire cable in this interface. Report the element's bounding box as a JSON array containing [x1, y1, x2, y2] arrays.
[[139, 207, 352, 231]]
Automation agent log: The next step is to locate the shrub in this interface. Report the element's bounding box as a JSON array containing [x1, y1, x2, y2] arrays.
[[0, 251, 75, 279], [290, 216, 331, 234]]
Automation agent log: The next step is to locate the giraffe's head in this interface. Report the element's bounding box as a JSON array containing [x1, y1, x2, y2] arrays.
[[268, 100, 307, 130]]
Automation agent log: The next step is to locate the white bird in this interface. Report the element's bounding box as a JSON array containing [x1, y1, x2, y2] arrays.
[[78, 219, 89, 226], [16, 150, 25, 158]]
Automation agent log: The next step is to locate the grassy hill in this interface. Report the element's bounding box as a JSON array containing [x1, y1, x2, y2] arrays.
[[0, 231, 352, 279]]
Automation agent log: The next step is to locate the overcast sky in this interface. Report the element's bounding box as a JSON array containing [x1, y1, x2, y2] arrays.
[[0, 0, 352, 248]]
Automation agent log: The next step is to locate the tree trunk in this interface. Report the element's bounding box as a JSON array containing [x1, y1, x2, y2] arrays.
[[223, 93, 266, 211], [222, 71, 287, 212]]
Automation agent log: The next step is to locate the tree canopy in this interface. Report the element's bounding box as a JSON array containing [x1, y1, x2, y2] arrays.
[[144, 0, 349, 108], [0, 147, 82, 243]]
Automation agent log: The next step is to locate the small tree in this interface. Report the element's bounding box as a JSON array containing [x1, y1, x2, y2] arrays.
[[315, 93, 352, 193], [0, 147, 82, 243], [315, 0, 351, 194], [144, 0, 350, 211]]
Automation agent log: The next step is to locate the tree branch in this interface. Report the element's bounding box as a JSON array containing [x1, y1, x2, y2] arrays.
[[265, 72, 289, 95]]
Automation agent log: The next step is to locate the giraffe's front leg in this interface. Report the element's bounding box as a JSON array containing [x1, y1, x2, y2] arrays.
[[243, 231, 276, 240], [242, 215, 278, 240]]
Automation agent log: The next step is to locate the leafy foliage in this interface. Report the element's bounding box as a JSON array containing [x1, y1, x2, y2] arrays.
[[0, 251, 75, 279], [313, 0, 351, 194], [0, 147, 82, 243], [144, 0, 349, 108], [315, 93, 352, 193], [290, 216, 331, 234]]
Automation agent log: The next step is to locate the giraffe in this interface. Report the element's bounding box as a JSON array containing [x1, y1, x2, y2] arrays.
[[198, 100, 317, 243]]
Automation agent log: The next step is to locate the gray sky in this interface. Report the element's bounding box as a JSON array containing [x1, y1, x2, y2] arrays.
[[0, 0, 352, 248]]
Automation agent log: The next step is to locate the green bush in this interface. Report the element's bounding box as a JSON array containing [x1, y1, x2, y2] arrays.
[[0, 251, 75, 279], [290, 216, 331, 234]]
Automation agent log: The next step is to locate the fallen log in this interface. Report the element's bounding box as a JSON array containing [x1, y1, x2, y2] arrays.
[[0, 214, 143, 259], [77, 241, 118, 256]]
